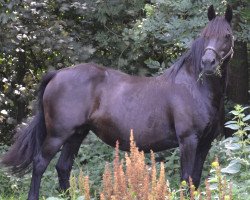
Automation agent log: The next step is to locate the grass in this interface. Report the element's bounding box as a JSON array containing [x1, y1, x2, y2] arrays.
[[0, 132, 249, 200], [0, 133, 247, 200]]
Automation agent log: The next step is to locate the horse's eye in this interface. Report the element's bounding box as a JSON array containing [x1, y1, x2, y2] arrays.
[[225, 34, 231, 39]]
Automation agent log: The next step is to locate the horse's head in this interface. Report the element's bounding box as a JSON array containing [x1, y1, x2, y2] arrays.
[[201, 5, 233, 76]]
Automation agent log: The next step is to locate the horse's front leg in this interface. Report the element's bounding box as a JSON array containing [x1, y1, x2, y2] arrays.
[[191, 138, 213, 188], [178, 133, 198, 186]]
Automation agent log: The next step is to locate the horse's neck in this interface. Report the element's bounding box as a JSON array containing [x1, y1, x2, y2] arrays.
[[204, 63, 229, 109]]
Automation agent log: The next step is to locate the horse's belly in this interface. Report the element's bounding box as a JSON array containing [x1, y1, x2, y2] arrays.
[[89, 94, 178, 152], [134, 130, 179, 153], [90, 117, 178, 153]]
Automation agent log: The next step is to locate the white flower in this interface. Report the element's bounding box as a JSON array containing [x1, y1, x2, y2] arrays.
[[14, 90, 21, 95], [20, 87, 26, 91], [1, 110, 8, 115]]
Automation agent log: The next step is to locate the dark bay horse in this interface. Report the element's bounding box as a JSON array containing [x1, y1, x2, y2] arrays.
[[2, 5, 234, 200]]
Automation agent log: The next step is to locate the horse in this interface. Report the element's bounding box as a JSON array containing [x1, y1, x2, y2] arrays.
[[2, 5, 234, 200]]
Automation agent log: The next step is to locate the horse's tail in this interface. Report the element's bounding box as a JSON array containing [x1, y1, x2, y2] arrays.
[[1, 71, 57, 174]]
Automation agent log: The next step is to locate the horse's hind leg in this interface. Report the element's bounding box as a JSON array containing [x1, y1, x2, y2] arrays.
[[28, 134, 66, 200], [56, 130, 89, 192]]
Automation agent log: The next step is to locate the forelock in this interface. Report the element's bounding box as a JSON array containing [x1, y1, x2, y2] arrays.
[[201, 16, 232, 37]]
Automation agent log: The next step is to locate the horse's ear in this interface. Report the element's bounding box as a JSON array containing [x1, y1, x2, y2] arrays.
[[208, 5, 216, 21], [225, 4, 233, 23]]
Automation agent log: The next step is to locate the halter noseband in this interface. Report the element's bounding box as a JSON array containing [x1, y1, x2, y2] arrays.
[[203, 35, 234, 65], [198, 35, 234, 81]]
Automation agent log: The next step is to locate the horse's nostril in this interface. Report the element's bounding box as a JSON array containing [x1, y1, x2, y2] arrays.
[[201, 59, 205, 66], [211, 59, 215, 65]]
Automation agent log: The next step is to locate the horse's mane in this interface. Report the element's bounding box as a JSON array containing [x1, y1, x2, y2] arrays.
[[168, 16, 232, 78], [169, 37, 205, 78]]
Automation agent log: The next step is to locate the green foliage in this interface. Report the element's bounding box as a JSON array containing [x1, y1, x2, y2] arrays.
[[202, 104, 250, 199], [1, 104, 249, 199], [0, 133, 116, 199], [220, 105, 250, 199], [224, 105, 250, 161], [0, 0, 249, 199], [74, 133, 121, 194], [1, 1, 249, 144], [228, 0, 250, 41]]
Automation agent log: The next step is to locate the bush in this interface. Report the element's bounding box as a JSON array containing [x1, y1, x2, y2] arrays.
[[68, 130, 233, 200]]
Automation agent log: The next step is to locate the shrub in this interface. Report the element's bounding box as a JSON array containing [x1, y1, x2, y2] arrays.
[[69, 130, 233, 200]]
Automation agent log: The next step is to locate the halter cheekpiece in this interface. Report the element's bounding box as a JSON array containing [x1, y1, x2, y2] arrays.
[[204, 35, 234, 66], [198, 35, 234, 80]]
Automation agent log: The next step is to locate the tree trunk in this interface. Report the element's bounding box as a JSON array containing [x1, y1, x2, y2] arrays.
[[227, 0, 249, 104], [227, 41, 249, 104], [16, 51, 28, 123]]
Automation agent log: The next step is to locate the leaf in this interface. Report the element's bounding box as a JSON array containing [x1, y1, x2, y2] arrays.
[[242, 106, 250, 111], [225, 124, 240, 130], [221, 160, 241, 174], [224, 120, 237, 125], [225, 142, 241, 150], [77, 196, 85, 200], [230, 110, 240, 115], [243, 114, 250, 122], [144, 58, 160, 69], [118, 58, 128, 68], [209, 183, 218, 190], [161, 62, 165, 68], [243, 126, 250, 131], [46, 197, 63, 200], [222, 136, 239, 144]]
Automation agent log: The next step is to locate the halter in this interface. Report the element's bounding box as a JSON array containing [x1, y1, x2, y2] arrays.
[[204, 35, 234, 66], [198, 35, 234, 82]]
